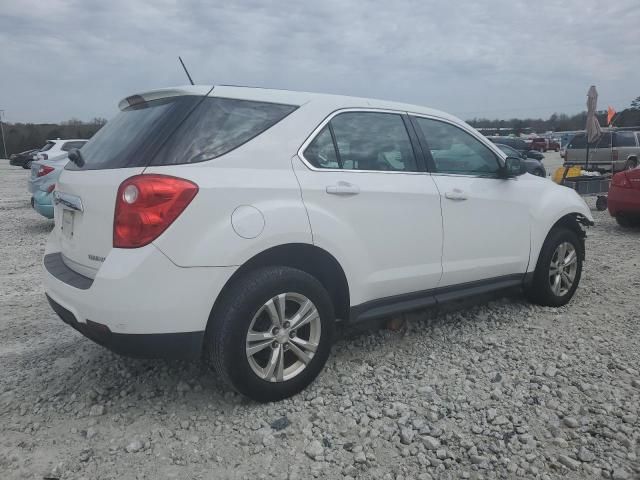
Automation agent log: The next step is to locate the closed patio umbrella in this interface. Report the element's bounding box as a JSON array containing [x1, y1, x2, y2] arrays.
[[585, 85, 602, 169]]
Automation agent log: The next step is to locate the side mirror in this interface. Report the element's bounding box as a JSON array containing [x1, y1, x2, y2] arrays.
[[68, 148, 85, 168], [501, 156, 525, 178]]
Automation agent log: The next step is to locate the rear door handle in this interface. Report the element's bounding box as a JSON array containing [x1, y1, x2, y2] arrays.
[[444, 189, 468, 201], [326, 182, 360, 195]]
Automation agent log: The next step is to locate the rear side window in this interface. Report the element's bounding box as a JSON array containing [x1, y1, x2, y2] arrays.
[[40, 141, 55, 152], [67, 96, 296, 170], [304, 112, 418, 172], [61, 141, 87, 151], [568, 134, 586, 149], [614, 132, 637, 147], [152, 98, 297, 166]]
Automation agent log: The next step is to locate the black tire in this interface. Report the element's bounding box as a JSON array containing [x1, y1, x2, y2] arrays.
[[206, 266, 335, 402], [23, 160, 32, 169], [616, 215, 640, 228], [625, 158, 638, 170], [533, 169, 545, 177], [595, 196, 607, 211], [525, 227, 583, 307]]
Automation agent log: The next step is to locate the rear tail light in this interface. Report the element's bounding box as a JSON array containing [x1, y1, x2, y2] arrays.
[[113, 174, 198, 248], [611, 172, 631, 189], [46, 184, 56, 194], [37, 165, 55, 177], [612, 150, 618, 161]]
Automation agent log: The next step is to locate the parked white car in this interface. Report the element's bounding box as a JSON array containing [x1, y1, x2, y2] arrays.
[[36, 139, 87, 162], [43, 86, 594, 401]]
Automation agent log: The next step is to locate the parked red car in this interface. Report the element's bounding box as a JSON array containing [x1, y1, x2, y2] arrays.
[[529, 137, 560, 152], [608, 168, 640, 227]]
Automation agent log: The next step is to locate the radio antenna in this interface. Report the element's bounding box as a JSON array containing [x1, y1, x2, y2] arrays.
[[178, 56, 195, 85]]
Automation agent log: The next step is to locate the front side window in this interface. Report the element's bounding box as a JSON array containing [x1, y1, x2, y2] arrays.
[[304, 112, 418, 172], [413, 117, 501, 175], [568, 134, 586, 149]]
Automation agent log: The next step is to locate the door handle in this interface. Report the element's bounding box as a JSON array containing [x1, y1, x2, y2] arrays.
[[444, 189, 468, 201], [326, 182, 360, 195]]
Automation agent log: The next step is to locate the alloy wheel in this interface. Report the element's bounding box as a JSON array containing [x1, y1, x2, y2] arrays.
[[548, 242, 578, 296], [245, 292, 321, 383]]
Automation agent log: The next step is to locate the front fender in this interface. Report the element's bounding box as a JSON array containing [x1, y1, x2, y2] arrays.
[[528, 183, 594, 270]]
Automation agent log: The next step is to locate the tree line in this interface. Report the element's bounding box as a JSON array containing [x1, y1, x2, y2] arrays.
[[2, 97, 640, 157], [467, 97, 640, 135], [1, 118, 107, 157]]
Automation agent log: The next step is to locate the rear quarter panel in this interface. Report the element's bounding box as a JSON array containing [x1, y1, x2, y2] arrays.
[[146, 103, 341, 267]]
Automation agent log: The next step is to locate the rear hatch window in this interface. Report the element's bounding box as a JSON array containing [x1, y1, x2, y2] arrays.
[[67, 96, 297, 170]]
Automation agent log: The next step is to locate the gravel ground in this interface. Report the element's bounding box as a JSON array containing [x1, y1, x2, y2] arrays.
[[1, 161, 639, 480]]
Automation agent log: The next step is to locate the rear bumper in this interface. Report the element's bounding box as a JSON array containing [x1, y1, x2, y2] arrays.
[[608, 186, 640, 216], [46, 294, 204, 359], [43, 233, 237, 359], [33, 190, 54, 218]]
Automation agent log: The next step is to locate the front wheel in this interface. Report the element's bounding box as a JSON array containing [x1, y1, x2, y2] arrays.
[[525, 228, 583, 307], [206, 266, 335, 402], [625, 158, 638, 170]]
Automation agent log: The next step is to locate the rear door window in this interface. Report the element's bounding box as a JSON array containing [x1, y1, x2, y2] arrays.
[[304, 126, 339, 169], [595, 132, 611, 149], [303, 112, 418, 172], [67, 96, 297, 170]]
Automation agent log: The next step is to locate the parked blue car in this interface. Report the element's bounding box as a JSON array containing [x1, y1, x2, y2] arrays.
[[29, 160, 65, 219]]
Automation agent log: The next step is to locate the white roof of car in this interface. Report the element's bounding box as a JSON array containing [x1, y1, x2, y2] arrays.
[[119, 85, 462, 124], [47, 139, 88, 143]]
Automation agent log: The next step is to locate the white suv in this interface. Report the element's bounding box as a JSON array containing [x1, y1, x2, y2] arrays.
[[36, 139, 88, 162], [43, 86, 594, 401]]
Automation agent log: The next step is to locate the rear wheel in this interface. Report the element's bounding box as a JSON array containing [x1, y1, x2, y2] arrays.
[[533, 169, 545, 177], [596, 196, 608, 211], [616, 215, 640, 228], [625, 158, 638, 170], [206, 266, 334, 402], [23, 160, 32, 169], [526, 228, 583, 307]]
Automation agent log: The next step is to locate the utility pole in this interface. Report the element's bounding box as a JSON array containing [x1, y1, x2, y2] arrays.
[[0, 110, 7, 159]]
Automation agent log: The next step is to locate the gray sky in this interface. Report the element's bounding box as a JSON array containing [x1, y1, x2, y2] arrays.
[[2, 0, 639, 123]]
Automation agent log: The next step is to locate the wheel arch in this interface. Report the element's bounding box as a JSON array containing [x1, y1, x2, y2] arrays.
[[545, 213, 590, 260], [206, 243, 351, 333]]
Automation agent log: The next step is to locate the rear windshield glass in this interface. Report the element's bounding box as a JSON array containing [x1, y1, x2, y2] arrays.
[[67, 95, 297, 170], [40, 141, 55, 152]]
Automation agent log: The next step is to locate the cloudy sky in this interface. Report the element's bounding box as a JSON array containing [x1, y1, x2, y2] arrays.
[[2, 0, 639, 123]]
